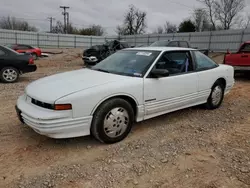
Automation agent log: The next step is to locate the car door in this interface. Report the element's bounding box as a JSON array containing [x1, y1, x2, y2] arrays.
[[237, 43, 250, 66], [143, 50, 198, 119], [192, 50, 221, 102], [0, 49, 7, 69]]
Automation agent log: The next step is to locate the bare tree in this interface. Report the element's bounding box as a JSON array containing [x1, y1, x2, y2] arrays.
[[153, 21, 177, 34], [164, 21, 177, 33], [238, 14, 250, 29], [0, 16, 38, 31], [52, 21, 78, 34], [52, 21, 105, 36], [198, 0, 216, 30], [116, 4, 147, 35], [153, 26, 164, 34], [51, 21, 65, 33], [193, 8, 210, 31], [214, 0, 245, 30], [245, 15, 250, 29]]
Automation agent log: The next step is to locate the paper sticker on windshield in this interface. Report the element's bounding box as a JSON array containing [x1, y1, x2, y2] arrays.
[[136, 52, 152, 56], [133, 73, 142, 77]]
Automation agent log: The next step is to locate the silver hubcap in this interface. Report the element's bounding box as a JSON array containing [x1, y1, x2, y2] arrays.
[[104, 107, 129, 138], [211, 86, 223, 106], [3, 69, 17, 82]]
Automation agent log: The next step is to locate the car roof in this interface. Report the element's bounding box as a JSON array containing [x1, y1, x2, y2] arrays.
[[124, 46, 196, 51], [152, 39, 187, 42]]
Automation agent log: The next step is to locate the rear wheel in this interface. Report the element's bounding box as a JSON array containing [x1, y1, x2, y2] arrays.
[[91, 98, 134, 144], [205, 81, 225, 109], [0, 67, 19, 83]]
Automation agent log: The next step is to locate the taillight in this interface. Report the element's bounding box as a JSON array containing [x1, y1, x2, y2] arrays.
[[29, 57, 34, 64]]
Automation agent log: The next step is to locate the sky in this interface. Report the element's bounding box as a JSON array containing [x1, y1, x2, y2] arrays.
[[0, 0, 249, 35]]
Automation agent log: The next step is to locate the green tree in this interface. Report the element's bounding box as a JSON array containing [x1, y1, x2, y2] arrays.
[[79, 25, 105, 36], [178, 20, 196, 32]]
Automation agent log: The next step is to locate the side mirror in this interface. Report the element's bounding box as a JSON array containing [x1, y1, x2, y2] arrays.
[[226, 49, 231, 54], [151, 69, 169, 78]]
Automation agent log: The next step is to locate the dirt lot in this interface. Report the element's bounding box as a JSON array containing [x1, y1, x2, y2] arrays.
[[0, 49, 249, 188]]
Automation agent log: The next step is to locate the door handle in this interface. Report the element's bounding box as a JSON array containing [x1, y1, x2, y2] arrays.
[[241, 55, 248, 57]]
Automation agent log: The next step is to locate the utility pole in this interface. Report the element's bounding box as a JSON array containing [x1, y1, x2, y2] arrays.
[[60, 6, 70, 34], [66, 12, 69, 33], [47, 17, 55, 33]]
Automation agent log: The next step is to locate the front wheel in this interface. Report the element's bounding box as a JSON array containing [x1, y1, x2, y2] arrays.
[[91, 98, 134, 144], [205, 81, 225, 109], [0, 67, 19, 83]]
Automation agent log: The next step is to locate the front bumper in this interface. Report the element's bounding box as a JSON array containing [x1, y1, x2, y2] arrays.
[[225, 81, 235, 95], [16, 95, 92, 139], [21, 65, 37, 74], [82, 56, 98, 65]]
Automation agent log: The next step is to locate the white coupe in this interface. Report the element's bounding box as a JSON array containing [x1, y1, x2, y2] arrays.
[[16, 47, 235, 143]]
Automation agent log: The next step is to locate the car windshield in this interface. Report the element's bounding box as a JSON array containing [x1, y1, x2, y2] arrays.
[[150, 40, 169, 47], [91, 50, 160, 77]]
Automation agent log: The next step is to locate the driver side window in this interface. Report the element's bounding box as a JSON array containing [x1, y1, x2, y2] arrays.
[[240, 43, 250, 53], [151, 51, 193, 76]]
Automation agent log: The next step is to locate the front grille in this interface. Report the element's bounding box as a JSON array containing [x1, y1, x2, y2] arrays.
[[31, 98, 54, 110]]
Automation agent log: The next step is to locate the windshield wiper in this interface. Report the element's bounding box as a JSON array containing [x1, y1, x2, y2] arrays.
[[92, 68, 110, 73]]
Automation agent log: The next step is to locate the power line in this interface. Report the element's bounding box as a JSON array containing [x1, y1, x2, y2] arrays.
[[0, 16, 48, 22], [165, 0, 196, 10]]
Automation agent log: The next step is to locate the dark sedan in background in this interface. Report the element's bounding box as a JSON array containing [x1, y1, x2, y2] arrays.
[[82, 40, 131, 66], [0, 45, 37, 83]]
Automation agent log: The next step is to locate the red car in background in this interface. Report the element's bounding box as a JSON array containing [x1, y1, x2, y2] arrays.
[[224, 41, 250, 72], [5, 44, 42, 60]]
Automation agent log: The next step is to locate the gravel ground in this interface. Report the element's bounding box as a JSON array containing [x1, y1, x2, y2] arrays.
[[0, 49, 249, 188]]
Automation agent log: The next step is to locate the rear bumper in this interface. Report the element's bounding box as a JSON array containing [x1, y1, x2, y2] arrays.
[[233, 66, 250, 71], [21, 65, 37, 74], [16, 95, 92, 139]]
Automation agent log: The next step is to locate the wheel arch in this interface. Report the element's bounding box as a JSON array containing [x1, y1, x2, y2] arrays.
[[214, 77, 226, 90], [91, 94, 139, 117], [0, 65, 20, 73]]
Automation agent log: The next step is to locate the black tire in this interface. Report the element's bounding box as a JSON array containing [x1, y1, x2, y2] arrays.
[[0, 67, 19, 83], [32, 53, 38, 60], [91, 98, 134, 144], [205, 81, 225, 110]]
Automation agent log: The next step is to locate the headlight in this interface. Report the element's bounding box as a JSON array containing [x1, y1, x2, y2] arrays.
[[89, 56, 98, 62]]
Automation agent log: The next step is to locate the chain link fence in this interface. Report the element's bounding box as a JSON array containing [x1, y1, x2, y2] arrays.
[[0, 28, 249, 52], [121, 28, 250, 52]]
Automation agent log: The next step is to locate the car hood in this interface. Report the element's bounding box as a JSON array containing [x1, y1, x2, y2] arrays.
[[25, 68, 126, 104]]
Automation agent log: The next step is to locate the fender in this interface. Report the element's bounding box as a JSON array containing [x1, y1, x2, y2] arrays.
[[90, 92, 139, 115]]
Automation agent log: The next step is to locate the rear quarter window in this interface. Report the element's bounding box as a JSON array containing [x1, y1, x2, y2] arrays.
[[179, 41, 189, 48], [194, 51, 218, 70]]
